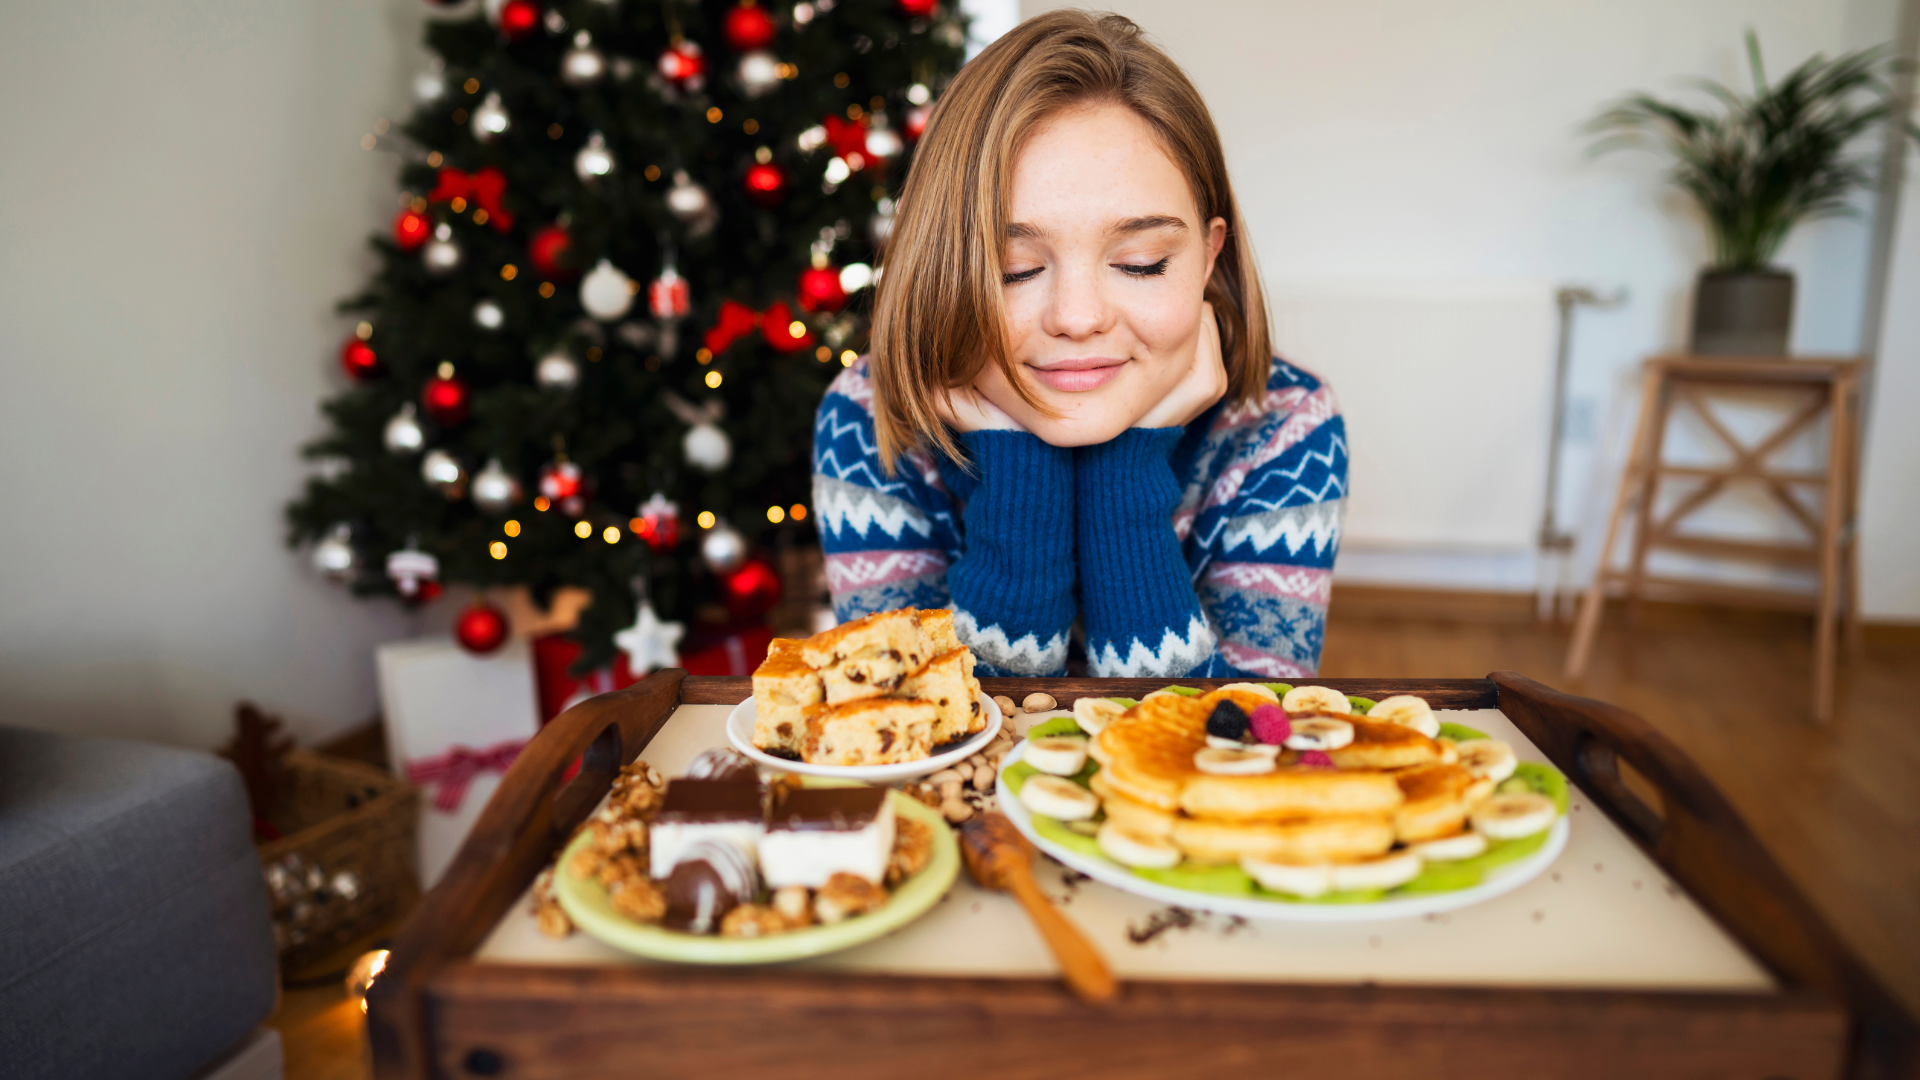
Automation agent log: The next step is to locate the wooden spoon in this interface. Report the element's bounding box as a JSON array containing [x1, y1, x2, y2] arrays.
[[960, 812, 1118, 1002]]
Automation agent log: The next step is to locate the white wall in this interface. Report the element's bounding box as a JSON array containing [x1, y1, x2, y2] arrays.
[[1028, 0, 1919, 616], [0, 0, 431, 748]]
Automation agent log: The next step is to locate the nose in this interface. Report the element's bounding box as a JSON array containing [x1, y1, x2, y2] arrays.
[[1039, 262, 1115, 341]]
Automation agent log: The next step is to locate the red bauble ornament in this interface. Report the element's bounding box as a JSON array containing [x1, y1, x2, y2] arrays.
[[657, 41, 706, 87], [898, 0, 937, 14], [760, 300, 814, 353], [744, 162, 786, 207], [497, 0, 540, 39], [633, 493, 681, 552], [905, 104, 931, 142], [539, 459, 586, 515], [341, 338, 379, 381], [393, 209, 431, 251], [648, 266, 691, 319], [797, 266, 848, 313], [527, 224, 576, 279], [454, 602, 510, 654], [723, 2, 777, 51], [722, 557, 783, 622], [421, 372, 470, 427]]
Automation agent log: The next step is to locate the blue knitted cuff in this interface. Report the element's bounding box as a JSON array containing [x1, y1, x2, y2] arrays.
[[941, 430, 1075, 675], [1074, 427, 1206, 647]]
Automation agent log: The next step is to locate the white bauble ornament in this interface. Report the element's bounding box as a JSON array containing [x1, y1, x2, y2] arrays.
[[385, 545, 440, 599], [383, 402, 426, 454], [864, 120, 903, 162], [838, 262, 874, 294], [683, 422, 732, 472], [413, 68, 447, 103], [535, 350, 580, 389], [561, 32, 606, 86], [700, 520, 748, 574], [470, 91, 510, 142], [470, 458, 522, 514], [313, 523, 357, 580], [737, 51, 780, 97], [574, 131, 614, 182], [614, 600, 684, 673], [580, 259, 636, 320], [473, 299, 505, 330], [869, 198, 895, 246], [665, 170, 713, 222], [423, 224, 462, 275], [421, 449, 467, 496]]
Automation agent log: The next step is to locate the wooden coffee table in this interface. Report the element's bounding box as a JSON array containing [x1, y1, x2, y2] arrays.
[[367, 673, 1916, 1078]]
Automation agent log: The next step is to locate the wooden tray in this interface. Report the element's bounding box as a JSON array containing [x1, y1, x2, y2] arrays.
[[367, 673, 1916, 1079]]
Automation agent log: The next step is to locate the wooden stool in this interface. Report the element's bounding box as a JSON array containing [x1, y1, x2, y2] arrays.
[[1565, 356, 1863, 722]]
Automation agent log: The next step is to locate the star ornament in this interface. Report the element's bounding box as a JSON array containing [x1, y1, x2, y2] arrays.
[[615, 602, 685, 673]]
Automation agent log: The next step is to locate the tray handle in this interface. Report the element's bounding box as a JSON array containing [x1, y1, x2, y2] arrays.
[[1492, 672, 1916, 1076], [368, 669, 685, 1079]]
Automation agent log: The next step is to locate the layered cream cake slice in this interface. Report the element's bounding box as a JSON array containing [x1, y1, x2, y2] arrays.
[[801, 697, 936, 766], [647, 778, 766, 878], [751, 637, 822, 757], [758, 786, 896, 889], [801, 609, 921, 704], [899, 646, 983, 745]]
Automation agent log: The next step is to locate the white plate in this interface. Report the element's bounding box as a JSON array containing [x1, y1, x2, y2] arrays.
[[996, 742, 1569, 922], [725, 694, 1003, 782]]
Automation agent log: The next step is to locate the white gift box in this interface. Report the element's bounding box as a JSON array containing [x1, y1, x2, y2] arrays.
[[376, 636, 541, 888]]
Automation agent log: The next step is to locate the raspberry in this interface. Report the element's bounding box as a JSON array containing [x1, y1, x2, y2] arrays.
[[1298, 750, 1335, 768], [1249, 704, 1291, 745], [1204, 700, 1250, 740]]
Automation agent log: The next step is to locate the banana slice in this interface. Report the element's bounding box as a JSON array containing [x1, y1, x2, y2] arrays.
[[1281, 685, 1351, 714], [1410, 831, 1489, 861], [1368, 694, 1440, 737], [1018, 775, 1100, 820], [1454, 739, 1518, 783], [1024, 736, 1090, 776], [1469, 791, 1557, 840], [1284, 717, 1354, 751], [1331, 851, 1424, 892], [1240, 856, 1333, 898], [1072, 696, 1127, 736], [1205, 734, 1280, 755], [1216, 682, 1281, 703], [1193, 746, 1279, 776], [1096, 822, 1183, 869]]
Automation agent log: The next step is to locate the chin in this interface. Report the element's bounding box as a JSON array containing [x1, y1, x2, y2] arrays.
[[1020, 395, 1137, 448]]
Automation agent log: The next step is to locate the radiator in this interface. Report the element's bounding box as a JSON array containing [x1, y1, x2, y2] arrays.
[[1267, 279, 1559, 552]]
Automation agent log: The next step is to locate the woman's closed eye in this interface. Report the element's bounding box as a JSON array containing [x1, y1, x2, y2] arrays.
[[1002, 266, 1043, 284], [1114, 256, 1170, 277]]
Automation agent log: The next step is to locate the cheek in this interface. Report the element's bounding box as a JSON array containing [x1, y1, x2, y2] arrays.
[[1121, 293, 1201, 357]]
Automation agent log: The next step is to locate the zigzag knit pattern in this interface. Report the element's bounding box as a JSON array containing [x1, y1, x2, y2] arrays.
[[811, 356, 1348, 678]]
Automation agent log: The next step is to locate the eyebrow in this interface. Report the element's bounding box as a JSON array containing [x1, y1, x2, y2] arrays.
[[1006, 215, 1188, 240]]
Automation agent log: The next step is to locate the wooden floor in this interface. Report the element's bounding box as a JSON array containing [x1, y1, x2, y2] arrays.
[[275, 590, 1920, 1078]]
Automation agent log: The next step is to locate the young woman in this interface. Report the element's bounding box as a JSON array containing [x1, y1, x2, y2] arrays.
[[811, 11, 1346, 679]]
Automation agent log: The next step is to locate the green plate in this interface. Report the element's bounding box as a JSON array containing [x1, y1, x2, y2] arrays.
[[555, 784, 959, 964]]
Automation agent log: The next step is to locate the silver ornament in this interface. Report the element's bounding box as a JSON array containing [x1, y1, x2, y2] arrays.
[[383, 402, 426, 453], [700, 520, 747, 574], [470, 91, 510, 142], [386, 545, 440, 599], [683, 421, 732, 472], [473, 299, 505, 330], [574, 130, 614, 182], [470, 458, 521, 514], [737, 51, 781, 97], [561, 32, 606, 86], [838, 262, 875, 295], [869, 197, 895, 246], [864, 119, 903, 162], [421, 449, 467, 496], [665, 170, 714, 224], [535, 350, 580, 389], [413, 68, 446, 103], [580, 259, 635, 321], [313, 523, 357, 579], [423, 223, 461, 275]]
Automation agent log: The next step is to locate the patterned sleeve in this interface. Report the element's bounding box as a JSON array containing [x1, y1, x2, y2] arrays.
[[1185, 360, 1348, 679]]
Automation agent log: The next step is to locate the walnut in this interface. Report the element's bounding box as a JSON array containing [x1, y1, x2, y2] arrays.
[[814, 872, 887, 924], [886, 816, 934, 885], [719, 903, 790, 938], [608, 878, 666, 923], [771, 885, 814, 927]]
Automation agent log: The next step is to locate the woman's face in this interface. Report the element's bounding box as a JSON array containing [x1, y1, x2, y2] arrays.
[[976, 102, 1227, 446]]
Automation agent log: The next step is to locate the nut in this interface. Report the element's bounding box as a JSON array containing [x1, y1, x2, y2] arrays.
[[939, 779, 963, 802], [942, 798, 974, 823], [1023, 692, 1057, 712], [927, 769, 962, 786], [970, 768, 996, 791], [994, 695, 1017, 716]]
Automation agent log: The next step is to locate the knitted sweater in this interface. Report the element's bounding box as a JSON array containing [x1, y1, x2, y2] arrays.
[[810, 355, 1347, 679]]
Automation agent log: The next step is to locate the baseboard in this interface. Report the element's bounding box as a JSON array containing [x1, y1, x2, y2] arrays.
[[1329, 584, 1537, 623]]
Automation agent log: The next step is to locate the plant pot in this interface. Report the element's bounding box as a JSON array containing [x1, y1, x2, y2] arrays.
[[1689, 268, 1794, 356]]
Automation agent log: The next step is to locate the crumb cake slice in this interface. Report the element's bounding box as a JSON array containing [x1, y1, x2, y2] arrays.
[[802, 698, 936, 766], [751, 637, 822, 757], [913, 607, 962, 658], [899, 646, 983, 745], [802, 609, 921, 704]]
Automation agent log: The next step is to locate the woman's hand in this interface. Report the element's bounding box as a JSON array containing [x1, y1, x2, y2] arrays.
[[936, 384, 1028, 433], [1134, 301, 1228, 430]]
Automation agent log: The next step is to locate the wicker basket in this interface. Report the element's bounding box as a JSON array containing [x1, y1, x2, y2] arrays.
[[257, 749, 419, 971]]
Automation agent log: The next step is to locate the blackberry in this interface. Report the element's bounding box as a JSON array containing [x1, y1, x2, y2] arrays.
[[1205, 700, 1250, 741]]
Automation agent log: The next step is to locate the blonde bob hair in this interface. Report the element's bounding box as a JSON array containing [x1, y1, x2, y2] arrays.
[[868, 10, 1270, 467]]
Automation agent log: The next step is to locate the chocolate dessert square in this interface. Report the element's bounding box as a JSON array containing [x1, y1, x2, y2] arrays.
[[759, 786, 897, 889], [649, 778, 766, 878]]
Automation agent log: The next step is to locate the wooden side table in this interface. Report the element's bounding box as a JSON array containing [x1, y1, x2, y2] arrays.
[[1565, 356, 1863, 722]]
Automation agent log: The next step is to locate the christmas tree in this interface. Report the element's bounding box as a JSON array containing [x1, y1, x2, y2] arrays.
[[288, 0, 966, 671]]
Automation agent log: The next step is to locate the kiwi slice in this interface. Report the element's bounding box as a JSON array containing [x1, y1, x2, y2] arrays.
[[1437, 722, 1489, 742], [1161, 685, 1203, 697], [1133, 862, 1255, 897], [1025, 716, 1084, 739], [1345, 695, 1376, 714], [1262, 682, 1294, 697], [1030, 813, 1104, 859], [1500, 762, 1570, 814]]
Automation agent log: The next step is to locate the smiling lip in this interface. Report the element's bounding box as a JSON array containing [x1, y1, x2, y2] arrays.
[[1027, 356, 1127, 392]]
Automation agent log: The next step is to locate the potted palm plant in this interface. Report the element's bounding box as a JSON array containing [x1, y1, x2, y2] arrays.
[[1590, 32, 1918, 355]]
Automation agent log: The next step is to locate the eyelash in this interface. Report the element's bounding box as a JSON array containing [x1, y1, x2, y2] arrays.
[[1000, 257, 1171, 285]]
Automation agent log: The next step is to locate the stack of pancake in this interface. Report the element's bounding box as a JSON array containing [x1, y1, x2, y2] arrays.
[[1089, 686, 1494, 866]]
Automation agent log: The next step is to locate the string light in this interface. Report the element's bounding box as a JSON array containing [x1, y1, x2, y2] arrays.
[[790, 504, 808, 521], [788, 320, 806, 337], [697, 511, 716, 529], [767, 505, 785, 523], [840, 351, 856, 367], [450, 197, 468, 213], [538, 282, 555, 298], [534, 496, 551, 511], [603, 526, 620, 543], [504, 520, 520, 537], [644, 165, 661, 181], [706, 106, 723, 123], [815, 346, 831, 361], [574, 521, 592, 538], [463, 78, 480, 94], [696, 348, 713, 364], [705, 370, 723, 388], [500, 264, 518, 281], [356, 321, 374, 340], [426, 151, 443, 168], [489, 541, 508, 559]]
